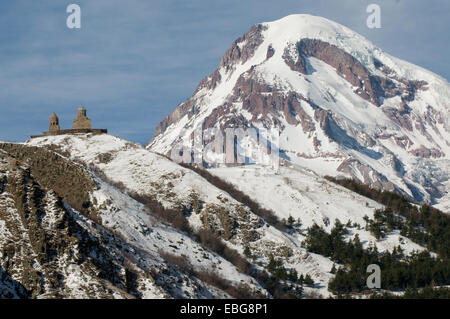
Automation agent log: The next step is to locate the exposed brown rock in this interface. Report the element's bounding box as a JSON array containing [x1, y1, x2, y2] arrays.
[[312, 136, 321, 152], [266, 45, 275, 60], [283, 46, 307, 74], [393, 135, 414, 149], [383, 106, 413, 131], [282, 39, 428, 108], [410, 146, 445, 158], [314, 109, 331, 133], [0, 143, 98, 221]]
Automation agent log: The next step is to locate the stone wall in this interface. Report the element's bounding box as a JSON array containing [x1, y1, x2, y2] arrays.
[[31, 129, 107, 139], [73, 117, 91, 130]]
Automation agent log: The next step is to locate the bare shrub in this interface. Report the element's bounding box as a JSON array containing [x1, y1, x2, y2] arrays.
[[130, 192, 191, 233], [159, 251, 263, 299], [196, 229, 252, 275], [159, 251, 193, 275]]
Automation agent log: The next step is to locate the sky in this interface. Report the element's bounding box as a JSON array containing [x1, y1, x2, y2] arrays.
[[0, 0, 448, 144]]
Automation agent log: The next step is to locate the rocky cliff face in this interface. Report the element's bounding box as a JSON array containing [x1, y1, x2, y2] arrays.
[[147, 14, 450, 209]]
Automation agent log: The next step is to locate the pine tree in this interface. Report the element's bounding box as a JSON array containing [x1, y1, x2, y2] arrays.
[[287, 215, 295, 228], [295, 217, 302, 229], [363, 215, 370, 229], [299, 274, 304, 285], [304, 274, 314, 287], [288, 268, 299, 282], [267, 254, 278, 274]]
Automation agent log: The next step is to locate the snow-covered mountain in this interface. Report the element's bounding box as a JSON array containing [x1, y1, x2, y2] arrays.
[[147, 14, 450, 210], [1, 14, 448, 299]]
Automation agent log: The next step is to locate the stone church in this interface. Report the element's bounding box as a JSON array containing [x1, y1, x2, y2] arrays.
[[73, 106, 92, 130], [32, 106, 107, 138]]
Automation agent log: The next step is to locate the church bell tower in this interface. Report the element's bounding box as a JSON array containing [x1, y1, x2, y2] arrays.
[[49, 112, 60, 133]]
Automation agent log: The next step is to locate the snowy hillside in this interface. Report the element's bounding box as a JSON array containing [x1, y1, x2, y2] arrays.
[[210, 164, 425, 255], [24, 133, 432, 297], [0, 147, 167, 298], [147, 14, 450, 209], [2, 140, 266, 298]]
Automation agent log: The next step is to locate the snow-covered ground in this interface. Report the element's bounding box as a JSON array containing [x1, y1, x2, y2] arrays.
[[210, 163, 426, 255]]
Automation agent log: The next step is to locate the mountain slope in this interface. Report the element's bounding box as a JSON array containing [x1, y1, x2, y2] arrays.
[[24, 133, 430, 297], [1, 141, 267, 298], [210, 164, 425, 255], [147, 14, 450, 208]]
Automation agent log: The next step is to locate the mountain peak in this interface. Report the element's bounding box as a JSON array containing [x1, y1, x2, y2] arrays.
[[147, 14, 450, 209], [261, 14, 447, 84]]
